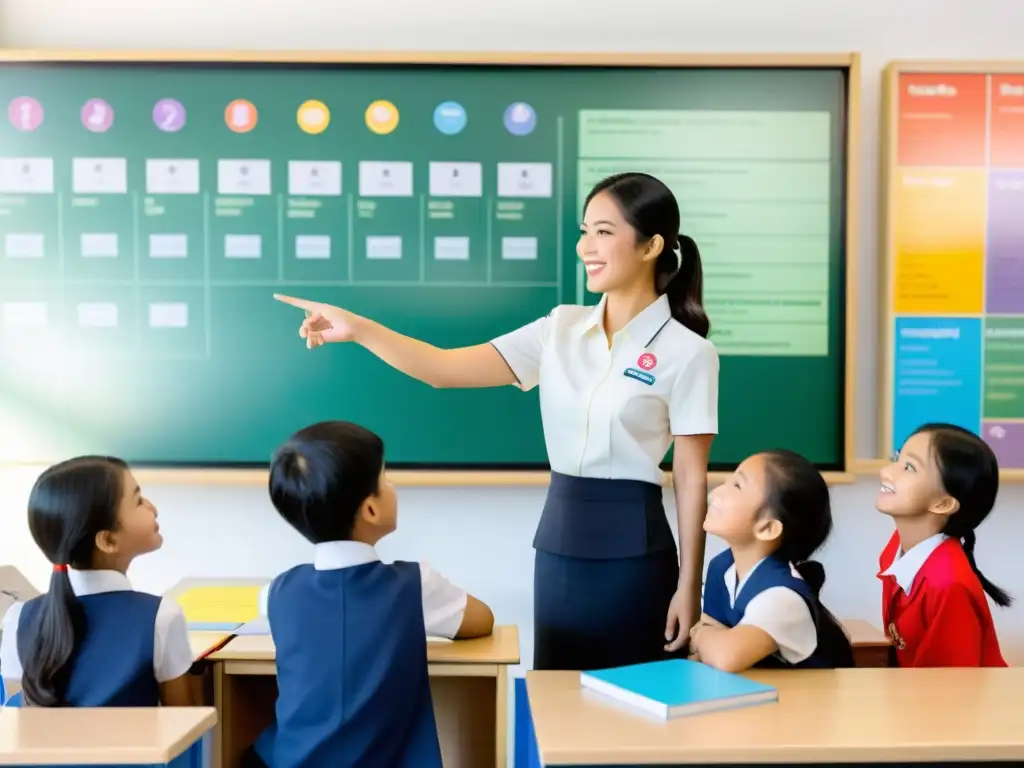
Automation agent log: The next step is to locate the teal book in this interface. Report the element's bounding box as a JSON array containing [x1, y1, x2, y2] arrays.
[[187, 621, 243, 631], [579, 659, 778, 719]]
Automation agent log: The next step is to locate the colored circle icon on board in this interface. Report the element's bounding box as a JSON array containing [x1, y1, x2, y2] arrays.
[[153, 99, 186, 132], [225, 99, 258, 133], [365, 100, 399, 135], [81, 98, 114, 132], [433, 101, 467, 135], [8, 97, 43, 132], [297, 100, 330, 134], [504, 102, 536, 136]]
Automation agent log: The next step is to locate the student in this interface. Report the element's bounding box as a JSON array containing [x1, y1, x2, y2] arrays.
[[0, 456, 196, 706], [687, 449, 854, 672], [878, 422, 1010, 667], [248, 421, 493, 768]]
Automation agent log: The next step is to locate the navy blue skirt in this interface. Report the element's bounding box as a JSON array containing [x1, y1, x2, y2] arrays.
[[532, 472, 680, 671]]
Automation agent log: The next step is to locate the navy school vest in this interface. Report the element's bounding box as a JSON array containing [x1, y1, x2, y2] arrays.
[[256, 560, 442, 768], [16, 591, 162, 706], [702, 550, 836, 669]]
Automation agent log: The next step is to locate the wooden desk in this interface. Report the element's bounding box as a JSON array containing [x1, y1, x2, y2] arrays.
[[208, 626, 519, 768], [841, 618, 891, 667], [527, 667, 1024, 766], [0, 706, 217, 766]]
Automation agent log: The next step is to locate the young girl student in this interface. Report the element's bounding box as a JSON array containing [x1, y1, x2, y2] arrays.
[[687, 449, 854, 672], [878, 422, 1011, 667], [247, 421, 493, 768], [0, 456, 196, 706]]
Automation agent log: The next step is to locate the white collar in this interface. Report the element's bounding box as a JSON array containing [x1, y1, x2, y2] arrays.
[[723, 557, 768, 605], [580, 294, 672, 346], [883, 533, 949, 595], [313, 541, 380, 571], [67, 569, 132, 596]]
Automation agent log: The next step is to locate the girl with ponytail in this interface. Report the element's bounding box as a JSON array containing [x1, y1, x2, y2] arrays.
[[689, 449, 854, 672], [0, 457, 197, 706], [877, 423, 1010, 667]]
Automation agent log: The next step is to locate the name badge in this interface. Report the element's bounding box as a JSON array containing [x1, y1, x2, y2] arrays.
[[623, 367, 655, 386]]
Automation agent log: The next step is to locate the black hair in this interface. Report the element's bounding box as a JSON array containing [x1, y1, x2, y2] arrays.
[[22, 455, 128, 707], [584, 172, 710, 338], [910, 422, 1012, 608], [759, 449, 855, 668], [269, 421, 385, 544]]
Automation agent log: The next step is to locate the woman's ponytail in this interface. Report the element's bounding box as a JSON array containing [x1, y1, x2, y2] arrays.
[[20, 566, 84, 707], [661, 235, 710, 338]]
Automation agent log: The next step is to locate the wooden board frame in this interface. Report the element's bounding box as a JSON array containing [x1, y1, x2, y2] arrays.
[[879, 59, 1024, 482], [0, 49, 861, 487]]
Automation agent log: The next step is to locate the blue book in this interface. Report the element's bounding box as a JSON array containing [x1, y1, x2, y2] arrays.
[[188, 621, 243, 632], [233, 616, 270, 635], [579, 659, 777, 719]]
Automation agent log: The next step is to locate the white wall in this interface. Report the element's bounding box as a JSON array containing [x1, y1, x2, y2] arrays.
[[1, 0, 1022, 679]]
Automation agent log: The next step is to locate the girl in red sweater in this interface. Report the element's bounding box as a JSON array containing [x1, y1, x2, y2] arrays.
[[878, 422, 1011, 667]]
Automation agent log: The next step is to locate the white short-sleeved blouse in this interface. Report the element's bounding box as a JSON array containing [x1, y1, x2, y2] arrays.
[[491, 294, 719, 486]]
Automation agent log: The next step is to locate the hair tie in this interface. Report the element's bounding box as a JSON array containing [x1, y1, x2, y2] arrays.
[[673, 238, 683, 269], [52, 564, 68, 573]]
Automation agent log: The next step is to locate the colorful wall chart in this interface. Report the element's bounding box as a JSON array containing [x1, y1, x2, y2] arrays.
[[0, 52, 856, 471], [883, 63, 1024, 473]]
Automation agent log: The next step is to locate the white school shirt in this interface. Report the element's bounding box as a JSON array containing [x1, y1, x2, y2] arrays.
[[722, 557, 818, 664], [0, 569, 194, 684], [490, 295, 719, 486], [882, 533, 950, 595], [258, 540, 469, 640]]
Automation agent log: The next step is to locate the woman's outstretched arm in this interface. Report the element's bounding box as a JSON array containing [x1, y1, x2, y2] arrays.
[[274, 294, 519, 389]]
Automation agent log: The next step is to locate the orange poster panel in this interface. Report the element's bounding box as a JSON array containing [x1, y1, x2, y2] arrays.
[[897, 73, 987, 166], [991, 75, 1024, 167], [893, 169, 986, 314]]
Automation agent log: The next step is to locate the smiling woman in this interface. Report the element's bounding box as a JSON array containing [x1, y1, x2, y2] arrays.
[[273, 172, 721, 671]]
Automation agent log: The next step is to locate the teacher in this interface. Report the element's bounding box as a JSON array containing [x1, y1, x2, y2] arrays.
[[275, 172, 719, 671]]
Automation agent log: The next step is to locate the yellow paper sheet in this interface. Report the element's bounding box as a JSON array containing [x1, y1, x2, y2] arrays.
[[174, 585, 261, 624]]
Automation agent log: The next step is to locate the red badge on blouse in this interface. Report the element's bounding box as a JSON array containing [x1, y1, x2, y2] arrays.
[[637, 352, 657, 371]]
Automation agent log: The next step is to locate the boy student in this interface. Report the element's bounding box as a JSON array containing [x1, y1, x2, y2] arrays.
[[247, 420, 493, 768]]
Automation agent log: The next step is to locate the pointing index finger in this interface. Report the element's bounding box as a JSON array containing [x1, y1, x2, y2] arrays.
[[273, 293, 322, 312]]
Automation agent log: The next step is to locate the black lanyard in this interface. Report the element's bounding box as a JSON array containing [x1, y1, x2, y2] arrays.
[[644, 319, 671, 348]]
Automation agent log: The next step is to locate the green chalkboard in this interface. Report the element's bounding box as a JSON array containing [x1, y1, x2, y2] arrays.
[[0, 53, 854, 471]]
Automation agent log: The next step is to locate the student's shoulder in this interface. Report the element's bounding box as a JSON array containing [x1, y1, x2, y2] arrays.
[[129, 590, 164, 604], [879, 530, 901, 569], [706, 549, 735, 577], [107, 590, 165, 614], [1, 599, 25, 632], [921, 539, 989, 598], [265, 564, 317, 593], [391, 559, 434, 581], [393, 560, 465, 595]]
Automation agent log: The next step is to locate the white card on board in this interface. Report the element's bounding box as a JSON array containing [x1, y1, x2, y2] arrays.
[[72, 157, 128, 194]]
